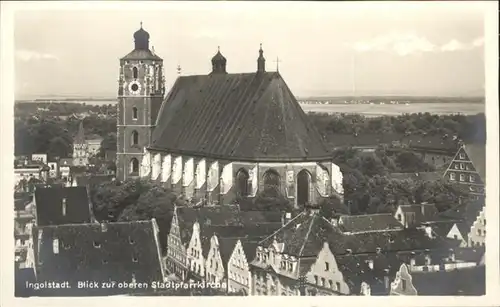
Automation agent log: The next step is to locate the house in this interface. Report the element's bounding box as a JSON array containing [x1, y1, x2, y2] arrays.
[[444, 199, 485, 247], [250, 210, 450, 296], [31, 153, 48, 164], [186, 219, 282, 283], [390, 263, 485, 295], [58, 158, 73, 185], [15, 200, 35, 265], [227, 239, 259, 295], [205, 236, 239, 289], [30, 219, 165, 296], [393, 203, 439, 228], [33, 186, 92, 226], [166, 205, 241, 281], [443, 143, 485, 197]]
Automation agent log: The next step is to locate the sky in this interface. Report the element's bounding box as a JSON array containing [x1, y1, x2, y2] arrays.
[[13, 1, 487, 99]]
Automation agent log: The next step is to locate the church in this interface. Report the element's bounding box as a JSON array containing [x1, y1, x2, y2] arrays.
[[116, 24, 344, 207]]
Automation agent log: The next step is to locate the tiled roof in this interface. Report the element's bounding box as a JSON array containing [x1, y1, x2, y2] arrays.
[[454, 247, 485, 264], [34, 186, 91, 226], [463, 143, 486, 180], [338, 214, 403, 233], [239, 210, 283, 225], [445, 199, 484, 238], [241, 240, 260, 263], [403, 135, 459, 151], [34, 220, 164, 295], [150, 72, 331, 162], [176, 205, 241, 245], [410, 265, 485, 295], [260, 212, 448, 258], [59, 158, 73, 166], [388, 172, 441, 182], [121, 49, 162, 61], [218, 237, 240, 270]]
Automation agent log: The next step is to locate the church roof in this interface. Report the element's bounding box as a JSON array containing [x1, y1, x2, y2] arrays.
[[150, 72, 331, 162]]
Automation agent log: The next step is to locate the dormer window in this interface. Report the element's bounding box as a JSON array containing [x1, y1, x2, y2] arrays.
[[129, 237, 135, 244], [93, 241, 101, 248], [132, 257, 138, 263]]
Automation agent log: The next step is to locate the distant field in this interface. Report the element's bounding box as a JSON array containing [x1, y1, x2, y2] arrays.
[[300, 102, 484, 117], [15, 98, 485, 117]]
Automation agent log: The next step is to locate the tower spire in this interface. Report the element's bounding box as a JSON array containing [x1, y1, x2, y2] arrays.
[[257, 43, 266, 73]]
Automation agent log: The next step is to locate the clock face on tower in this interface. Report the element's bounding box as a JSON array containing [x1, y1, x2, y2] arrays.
[[128, 81, 141, 95]]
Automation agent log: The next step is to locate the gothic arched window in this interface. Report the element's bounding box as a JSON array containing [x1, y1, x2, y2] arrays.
[[263, 169, 281, 193], [130, 158, 139, 174], [133, 67, 138, 79], [131, 130, 139, 146], [297, 169, 312, 206], [236, 168, 250, 197], [132, 107, 138, 120]]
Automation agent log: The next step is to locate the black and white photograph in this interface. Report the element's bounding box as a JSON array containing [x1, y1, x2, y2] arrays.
[[1, 0, 499, 302]]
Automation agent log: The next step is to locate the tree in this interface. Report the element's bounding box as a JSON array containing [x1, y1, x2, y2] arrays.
[[90, 179, 177, 248], [99, 133, 117, 158], [118, 184, 177, 247]]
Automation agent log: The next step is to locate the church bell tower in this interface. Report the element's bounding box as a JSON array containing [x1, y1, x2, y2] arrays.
[[116, 22, 165, 181]]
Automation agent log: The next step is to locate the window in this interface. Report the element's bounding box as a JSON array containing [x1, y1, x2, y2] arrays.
[[459, 153, 465, 159], [336, 282, 341, 291], [454, 234, 458, 240], [460, 163, 465, 170], [459, 174, 465, 182], [61, 198, 67, 216], [329, 280, 334, 289], [314, 275, 318, 285], [133, 66, 138, 79], [469, 175, 475, 183], [210, 259, 213, 268], [321, 277, 325, 287], [454, 164, 459, 170], [130, 158, 139, 174], [53, 239, 59, 254], [236, 169, 250, 197], [215, 262, 218, 271], [484, 219, 486, 226], [131, 130, 139, 145], [397, 214, 402, 221], [449, 173, 456, 180], [325, 262, 329, 271], [132, 107, 138, 120], [402, 279, 407, 291]]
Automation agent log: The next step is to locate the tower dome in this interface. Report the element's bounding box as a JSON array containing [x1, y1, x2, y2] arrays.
[[211, 47, 227, 74], [134, 22, 150, 50]]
